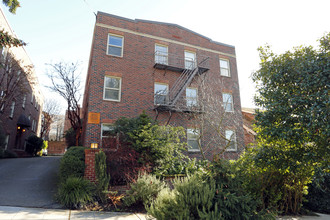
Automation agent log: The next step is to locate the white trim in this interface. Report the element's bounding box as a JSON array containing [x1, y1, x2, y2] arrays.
[[106, 33, 124, 57], [103, 76, 122, 102], [222, 93, 234, 112], [187, 128, 200, 152], [96, 23, 236, 58], [225, 130, 237, 151], [219, 58, 231, 77], [154, 82, 169, 105]]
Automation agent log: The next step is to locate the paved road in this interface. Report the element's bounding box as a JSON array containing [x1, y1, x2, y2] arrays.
[[0, 156, 62, 209]]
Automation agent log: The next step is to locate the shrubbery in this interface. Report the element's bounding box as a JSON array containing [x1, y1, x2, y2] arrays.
[[57, 177, 94, 209], [25, 135, 44, 156], [123, 173, 166, 207], [95, 151, 110, 203], [59, 146, 85, 182]]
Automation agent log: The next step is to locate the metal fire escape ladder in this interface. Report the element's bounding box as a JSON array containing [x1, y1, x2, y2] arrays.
[[169, 67, 199, 106]]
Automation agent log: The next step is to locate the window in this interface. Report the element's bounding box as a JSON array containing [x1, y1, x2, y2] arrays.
[[225, 130, 237, 151], [154, 83, 168, 105], [32, 120, 35, 132], [155, 44, 168, 65], [223, 93, 233, 112], [186, 87, 198, 107], [107, 34, 123, 57], [31, 94, 34, 103], [1, 46, 8, 59], [103, 76, 121, 101], [9, 101, 15, 118], [22, 95, 26, 108], [101, 123, 114, 147], [184, 51, 196, 69], [4, 135, 9, 150], [220, 59, 230, 77], [187, 128, 200, 151]]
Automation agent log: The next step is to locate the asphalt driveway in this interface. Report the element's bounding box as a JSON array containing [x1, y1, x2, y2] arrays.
[[0, 156, 62, 209]]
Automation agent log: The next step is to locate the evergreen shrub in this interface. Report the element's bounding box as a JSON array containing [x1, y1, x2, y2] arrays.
[[59, 146, 85, 182]]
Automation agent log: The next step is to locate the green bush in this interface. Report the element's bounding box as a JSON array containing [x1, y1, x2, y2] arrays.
[[123, 173, 166, 207], [304, 167, 330, 214], [95, 151, 110, 203], [147, 174, 222, 220], [59, 146, 85, 182], [57, 177, 94, 209], [25, 135, 44, 156]]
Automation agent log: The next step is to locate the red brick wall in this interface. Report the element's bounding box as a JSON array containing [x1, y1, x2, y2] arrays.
[[84, 149, 99, 183], [48, 141, 66, 155], [82, 12, 244, 160]]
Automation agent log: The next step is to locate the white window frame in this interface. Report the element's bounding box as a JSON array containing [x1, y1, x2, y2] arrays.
[[187, 128, 200, 152], [101, 123, 114, 140], [223, 93, 234, 112], [106, 34, 124, 57], [220, 58, 230, 77], [103, 76, 122, 102], [225, 130, 237, 151], [9, 101, 15, 118], [154, 83, 168, 105], [184, 51, 196, 70], [186, 87, 198, 107], [155, 44, 168, 65]]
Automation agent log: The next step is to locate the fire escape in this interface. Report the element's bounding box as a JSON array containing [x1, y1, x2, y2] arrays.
[[153, 51, 210, 113]]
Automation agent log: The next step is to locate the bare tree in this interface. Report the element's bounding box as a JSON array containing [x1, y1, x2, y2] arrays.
[[40, 99, 62, 140], [0, 51, 34, 113], [175, 73, 244, 160], [46, 62, 82, 146]]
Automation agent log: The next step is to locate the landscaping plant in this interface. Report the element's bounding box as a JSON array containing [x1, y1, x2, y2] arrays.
[[57, 177, 94, 209], [59, 146, 85, 182], [95, 150, 110, 204], [25, 135, 43, 156], [124, 173, 166, 207]]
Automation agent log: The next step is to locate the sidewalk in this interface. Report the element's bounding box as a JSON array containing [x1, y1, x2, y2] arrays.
[[0, 206, 149, 220]]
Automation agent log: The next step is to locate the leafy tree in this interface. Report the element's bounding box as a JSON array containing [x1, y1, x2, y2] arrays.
[[252, 32, 330, 165], [2, 0, 20, 14], [25, 135, 43, 156]]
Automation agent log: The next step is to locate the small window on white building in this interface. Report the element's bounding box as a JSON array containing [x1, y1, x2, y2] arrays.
[[187, 128, 200, 151], [223, 93, 233, 112], [184, 51, 196, 69], [220, 59, 230, 77], [155, 44, 168, 65], [186, 87, 198, 107], [103, 76, 121, 101], [107, 34, 124, 57], [9, 101, 15, 118], [225, 130, 237, 151], [154, 83, 168, 105]]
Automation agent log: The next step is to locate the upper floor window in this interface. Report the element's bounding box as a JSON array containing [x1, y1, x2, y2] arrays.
[[225, 130, 237, 151], [223, 93, 233, 112], [184, 51, 196, 69], [220, 59, 230, 77], [155, 44, 168, 65], [154, 83, 168, 105], [103, 76, 121, 101], [9, 101, 15, 118], [187, 128, 200, 151], [31, 94, 34, 103], [186, 87, 198, 107], [107, 34, 124, 57]]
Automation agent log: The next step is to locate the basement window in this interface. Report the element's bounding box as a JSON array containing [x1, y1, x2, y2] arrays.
[[107, 34, 124, 57]]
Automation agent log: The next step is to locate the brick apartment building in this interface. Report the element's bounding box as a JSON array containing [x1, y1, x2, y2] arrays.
[[0, 8, 43, 153], [82, 12, 244, 160]]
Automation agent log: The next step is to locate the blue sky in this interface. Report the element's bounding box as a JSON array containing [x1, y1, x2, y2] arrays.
[[2, 0, 330, 111]]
